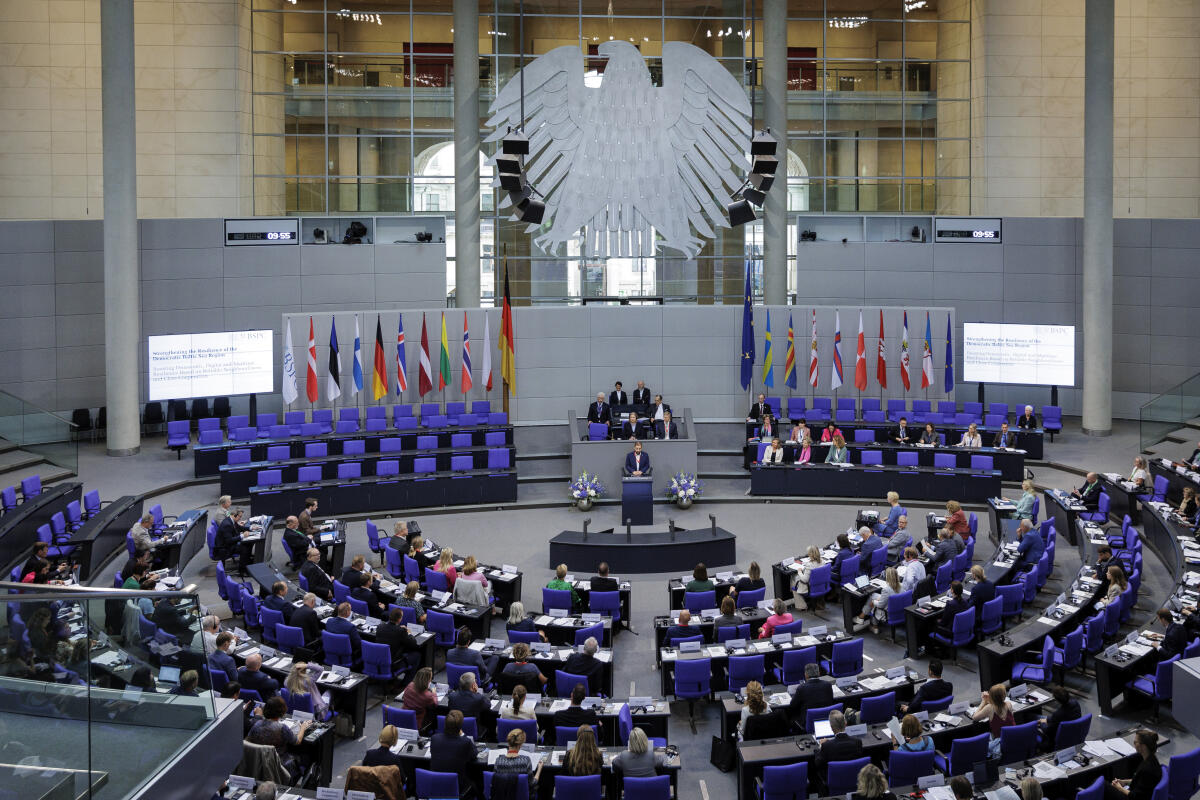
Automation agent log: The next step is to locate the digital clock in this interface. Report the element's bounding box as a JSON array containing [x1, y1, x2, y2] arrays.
[[224, 218, 300, 246], [934, 217, 1002, 244]]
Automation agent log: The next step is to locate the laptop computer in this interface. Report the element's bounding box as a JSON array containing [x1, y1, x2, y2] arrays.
[[157, 665, 181, 686]]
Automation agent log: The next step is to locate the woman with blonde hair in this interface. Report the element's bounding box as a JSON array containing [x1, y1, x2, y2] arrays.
[[796, 431, 813, 465], [1013, 479, 1037, 521], [732, 561, 765, 597], [792, 545, 825, 610], [1179, 486, 1198, 519], [362, 724, 405, 768], [505, 601, 548, 642], [825, 433, 849, 464], [284, 661, 329, 718], [1101, 564, 1128, 606], [563, 724, 603, 776], [494, 727, 543, 788], [613, 727, 664, 777], [433, 547, 457, 587], [853, 763, 895, 800], [855, 566, 900, 633], [737, 681, 769, 740], [407, 535, 431, 571]]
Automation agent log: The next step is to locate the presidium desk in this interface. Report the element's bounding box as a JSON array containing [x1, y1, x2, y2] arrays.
[[749, 461, 1002, 503], [568, 408, 698, 498]]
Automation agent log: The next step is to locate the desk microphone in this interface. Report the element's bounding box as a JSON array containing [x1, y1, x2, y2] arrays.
[[582, 518, 590, 541]]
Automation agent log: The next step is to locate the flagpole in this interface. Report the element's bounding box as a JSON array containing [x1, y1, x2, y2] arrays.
[[502, 244, 510, 418]]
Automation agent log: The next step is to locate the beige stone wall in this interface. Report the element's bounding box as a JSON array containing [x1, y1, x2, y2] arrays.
[[973, 0, 1200, 218], [0, 0, 254, 220]]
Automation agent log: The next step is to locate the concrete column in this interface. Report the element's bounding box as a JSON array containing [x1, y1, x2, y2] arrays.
[[1082, 0, 1113, 436], [762, 0, 788, 306], [101, 0, 140, 456], [453, 0, 481, 308]]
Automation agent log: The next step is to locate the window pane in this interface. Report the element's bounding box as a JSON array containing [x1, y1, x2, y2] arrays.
[[934, 138, 969, 179], [825, 21, 903, 60], [823, 61, 905, 94], [826, 100, 904, 137], [326, 13, 413, 54]]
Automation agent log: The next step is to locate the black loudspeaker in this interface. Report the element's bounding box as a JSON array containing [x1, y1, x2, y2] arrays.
[[501, 130, 530, 155], [727, 199, 756, 226]]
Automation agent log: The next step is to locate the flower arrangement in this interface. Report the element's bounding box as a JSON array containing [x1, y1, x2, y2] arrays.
[[666, 472, 704, 501], [569, 471, 607, 501]]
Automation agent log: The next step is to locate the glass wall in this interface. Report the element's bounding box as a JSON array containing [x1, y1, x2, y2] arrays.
[[252, 0, 969, 301]]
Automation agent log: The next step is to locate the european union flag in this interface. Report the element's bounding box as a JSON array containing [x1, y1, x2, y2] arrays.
[[740, 267, 755, 390]]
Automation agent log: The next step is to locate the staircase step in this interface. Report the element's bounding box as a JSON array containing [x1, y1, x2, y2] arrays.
[[0, 462, 74, 489], [0, 439, 18, 456], [0, 450, 44, 474]]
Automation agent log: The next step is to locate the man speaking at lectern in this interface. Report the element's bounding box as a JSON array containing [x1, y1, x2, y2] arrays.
[[624, 441, 651, 477]]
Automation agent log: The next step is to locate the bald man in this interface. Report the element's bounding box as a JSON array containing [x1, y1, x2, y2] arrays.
[[281, 515, 309, 568], [587, 392, 611, 426], [237, 652, 279, 699]]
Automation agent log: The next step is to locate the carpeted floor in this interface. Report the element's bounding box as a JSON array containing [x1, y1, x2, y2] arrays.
[[73, 417, 1200, 796]]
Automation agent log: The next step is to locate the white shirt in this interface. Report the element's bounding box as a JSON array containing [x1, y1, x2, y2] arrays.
[[900, 559, 926, 593], [959, 433, 982, 447], [653, 404, 665, 420], [1130, 467, 1147, 484]]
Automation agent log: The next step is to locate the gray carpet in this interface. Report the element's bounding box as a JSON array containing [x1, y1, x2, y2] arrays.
[[72, 417, 1200, 796]]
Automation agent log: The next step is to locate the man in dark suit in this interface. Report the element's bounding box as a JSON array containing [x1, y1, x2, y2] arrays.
[[624, 441, 651, 477], [447, 671, 496, 735], [968, 565, 996, 613], [814, 710, 864, 791], [590, 562, 619, 593], [746, 393, 769, 423], [290, 592, 322, 647], [340, 554, 368, 589], [901, 659, 953, 714], [563, 636, 604, 692], [609, 381, 627, 407], [586, 393, 611, 425], [650, 395, 671, 422], [858, 526, 883, 570], [262, 581, 294, 624], [300, 548, 334, 601], [1154, 608, 1189, 661], [892, 417, 913, 444], [375, 606, 422, 673], [429, 710, 477, 797], [619, 411, 645, 441], [632, 381, 651, 406], [325, 602, 362, 659], [209, 631, 239, 683], [788, 663, 834, 724], [1071, 472, 1101, 509], [351, 572, 386, 618], [446, 628, 497, 684], [281, 516, 309, 569], [237, 653, 279, 699], [215, 508, 254, 577], [1039, 684, 1081, 751], [936, 581, 971, 637], [554, 682, 600, 731], [663, 609, 698, 646], [992, 421, 1014, 448], [655, 411, 679, 440], [153, 597, 196, 646]]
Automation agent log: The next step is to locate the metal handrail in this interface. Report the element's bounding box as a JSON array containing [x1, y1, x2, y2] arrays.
[[0, 582, 195, 601]]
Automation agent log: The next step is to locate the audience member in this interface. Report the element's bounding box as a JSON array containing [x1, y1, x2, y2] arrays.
[[788, 662, 833, 724], [500, 685, 535, 720], [732, 561, 765, 596], [1038, 684, 1081, 751], [814, 710, 864, 791], [300, 548, 334, 601], [613, 727, 664, 777], [430, 710, 477, 796], [545, 563, 581, 609], [590, 562, 619, 593], [501, 643, 547, 689], [400, 666, 438, 733], [362, 724, 406, 769], [757, 598, 794, 639], [247, 696, 309, 776], [685, 562, 715, 593], [901, 659, 952, 714], [447, 627, 497, 685], [238, 653, 279, 700]]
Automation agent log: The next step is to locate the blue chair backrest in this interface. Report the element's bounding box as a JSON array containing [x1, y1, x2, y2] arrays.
[[860, 449, 882, 465], [414, 457, 436, 474], [739, 587, 766, 606], [897, 451, 918, 467], [887, 590, 912, 624], [488, 448, 511, 469], [543, 588, 573, 613], [999, 720, 1039, 764], [1055, 713, 1092, 748], [297, 465, 322, 482], [827, 757, 871, 795], [889, 749, 937, 787], [257, 469, 282, 487], [380, 437, 403, 453], [683, 590, 716, 613], [859, 691, 895, 724], [805, 703, 843, 733], [947, 732, 989, 774], [1168, 745, 1200, 800], [807, 564, 831, 595], [305, 442, 327, 458], [376, 460, 400, 477], [759, 762, 807, 800], [227, 449, 251, 466], [496, 718, 538, 743]]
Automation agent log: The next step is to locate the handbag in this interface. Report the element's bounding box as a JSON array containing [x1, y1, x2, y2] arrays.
[[709, 735, 736, 772]]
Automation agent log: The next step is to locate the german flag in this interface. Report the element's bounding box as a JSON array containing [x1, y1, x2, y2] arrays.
[[372, 316, 387, 400], [499, 259, 516, 395]]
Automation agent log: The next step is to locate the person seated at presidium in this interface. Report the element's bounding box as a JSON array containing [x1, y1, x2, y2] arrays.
[[624, 441, 651, 477], [586, 393, 611, 425], [919, 423, 940, 445], [820, 421, 842, 443], [655, 410, 679, 440], [795, 432, 814, 465], [993, 421, 1014, 448], [1017, 405, 1038, 429], [650, 394, 670, 421], [619, 411, 645, 441], [957, 423, 982, 448], [761, 437, 785, 464], [757, 413, 776, 441], [893, 417, 913, 444], [825, 434, 849, 464]]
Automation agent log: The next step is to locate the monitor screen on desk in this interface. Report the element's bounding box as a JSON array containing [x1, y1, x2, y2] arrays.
[[148, 330, 274, 401]]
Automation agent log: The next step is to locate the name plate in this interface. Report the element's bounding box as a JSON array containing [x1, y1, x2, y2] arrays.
[[332, 665, 350, 677], [1008, 683, 1028, 699], [550, 609, 568, 618], [629, 696, 653, 706], [836, 677, 858, 688], [293, 710, 314, 722], [918, 774, 946, 789], [771, 633, 792, 644], [485, 638, 505, 648], [809, 625, 827, 636], [679, 641, 702, 652], [227, 776, 255, 791], [757, 600, 774, 610], [407, 624, 425, 635], [913, 710, 929, 721], [949, 701, 971, 715], [885, 666, 906, 679], [846, 723, 869, 736], [395, 727, 419, 740], [316, 788, 344, 800], [531, 642, 551, 653], [581, 613, 601, 623], [726, 639, 747, 649], [502, 564, 519, 574], [347, 792, 375, 800]]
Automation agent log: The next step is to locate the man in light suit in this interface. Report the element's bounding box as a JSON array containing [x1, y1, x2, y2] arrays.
[[632, 381, 651, 406], [587, 393, 611, 425], [608, 381, 627, 407], [992, 421, 1014, 449], [655, 410, 679, 440], [624, 441, 651, 477]]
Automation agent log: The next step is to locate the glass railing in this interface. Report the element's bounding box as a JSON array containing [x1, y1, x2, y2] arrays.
[[0, 388, 78, 476], [0, 583, 217, 799], [1140, 372, 1200, 451]]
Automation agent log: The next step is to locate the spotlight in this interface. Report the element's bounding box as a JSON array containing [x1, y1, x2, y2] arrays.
[[495, 153, 522, 175], [743, 185, 766, 207], [501, 129, 529, 155], [751, 154, 778, 175], [727, 198, 756, 226], [498, 171, 526, 192], [509, 188, 545, 224], [748, 172, 775, 193], [751, 129, 778, 156]]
